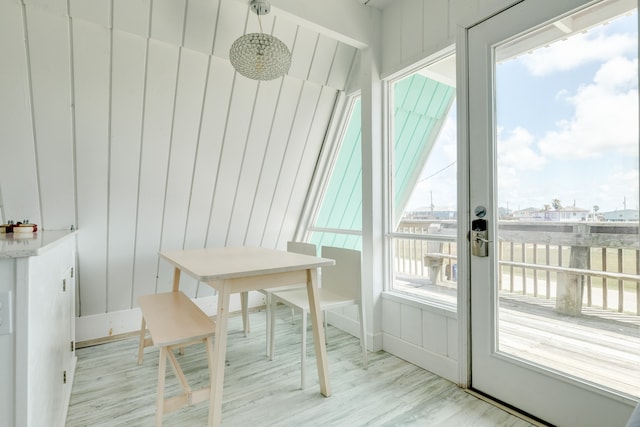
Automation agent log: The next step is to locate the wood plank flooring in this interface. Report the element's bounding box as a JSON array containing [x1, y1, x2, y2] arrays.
[[66, 307, 536, 427], [500, 297, 640, 397]]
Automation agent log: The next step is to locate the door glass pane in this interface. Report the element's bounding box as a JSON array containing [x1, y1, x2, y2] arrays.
[[495, 3, 640, 397], [389, 56, 458, 305]]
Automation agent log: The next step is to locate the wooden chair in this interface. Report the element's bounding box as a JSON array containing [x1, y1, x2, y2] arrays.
[[270, 246, 367, 389], [137, 291, 215, 427], [258, 241, 317, 356]]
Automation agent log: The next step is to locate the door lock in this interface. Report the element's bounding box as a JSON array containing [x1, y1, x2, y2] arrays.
[[471, 218, 490, 257]]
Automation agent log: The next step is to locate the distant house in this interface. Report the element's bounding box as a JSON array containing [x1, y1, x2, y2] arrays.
[[601, 209, 639, 222], [406, 206, 457, 220], [512, 206, 590, 221], [512, 207, 545, 221]]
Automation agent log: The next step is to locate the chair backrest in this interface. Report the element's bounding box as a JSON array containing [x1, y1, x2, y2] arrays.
[[287, 241, 317, 256], [320, 246, 361, 300]]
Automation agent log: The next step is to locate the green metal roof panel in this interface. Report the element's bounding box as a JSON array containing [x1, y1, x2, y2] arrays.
[[393, 74, 455, 221], [312, 72, 454, 240], [314, 100, 362, 231]]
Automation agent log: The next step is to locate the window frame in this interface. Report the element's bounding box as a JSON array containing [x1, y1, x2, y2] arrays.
[[300, 92, 364, 248], [383, 48, 459, 310]]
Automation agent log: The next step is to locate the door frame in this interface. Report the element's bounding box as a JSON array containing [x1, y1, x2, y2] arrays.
[[456, 0, 638, 424]]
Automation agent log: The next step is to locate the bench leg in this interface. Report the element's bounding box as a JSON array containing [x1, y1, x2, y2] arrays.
[[137, 317, 147, 365], [205, 335, 215, 420], [156, 347, 168, 427]]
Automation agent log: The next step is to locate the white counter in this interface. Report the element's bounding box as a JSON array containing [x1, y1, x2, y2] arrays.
[[0, 229, 77, 427], [0, 229, 77, 258]]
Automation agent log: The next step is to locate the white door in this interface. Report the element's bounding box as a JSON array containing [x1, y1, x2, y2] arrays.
[[467, 0, 639, 425]]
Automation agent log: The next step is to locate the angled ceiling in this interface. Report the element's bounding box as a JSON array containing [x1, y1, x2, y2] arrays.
[[0, 0, 371, 315]]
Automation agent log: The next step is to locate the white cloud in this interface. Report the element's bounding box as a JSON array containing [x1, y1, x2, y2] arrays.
[[538, 56, 638, 158], [497, 126, 546, 170], [439, 113, 457, 161], [520, 30, 637, 76]]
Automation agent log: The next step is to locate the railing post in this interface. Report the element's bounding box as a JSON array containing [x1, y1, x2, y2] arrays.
[[556, 225, 589, 315]]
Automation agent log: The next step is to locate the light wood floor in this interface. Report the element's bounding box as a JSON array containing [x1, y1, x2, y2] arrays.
[[66, 307, 537, 427]]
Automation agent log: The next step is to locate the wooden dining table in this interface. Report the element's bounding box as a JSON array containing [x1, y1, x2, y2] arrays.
[[159, 246, 336, 427]]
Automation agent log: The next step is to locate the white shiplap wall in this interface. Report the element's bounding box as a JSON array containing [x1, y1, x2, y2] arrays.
[[0, 0, 360, 326], [381, 0, 517, 76]]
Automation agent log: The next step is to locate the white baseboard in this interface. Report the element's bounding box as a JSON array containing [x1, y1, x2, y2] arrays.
[[75, 292, 266, 343], [327, 311, 383, 352]]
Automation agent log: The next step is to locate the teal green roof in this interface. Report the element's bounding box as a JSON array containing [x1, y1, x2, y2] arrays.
[[310, 74, 454, 249], [393, 75, 455, 223], [311, 99, 363, 250]]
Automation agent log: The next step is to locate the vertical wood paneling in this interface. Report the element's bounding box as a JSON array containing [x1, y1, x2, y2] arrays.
[[423, 0, 450, 53], [308, 35, 338, 86], [150, 0, 187, 47], [422, 310, 447, 354], [182, 60, 233, 251], [0, 1, 40, 223], [262, 83, 322, 246], [26, 6, 76, 229], [113, 0, 150, 38], [24, 0, 67, 16], [382, 0, 402, 73], [73, 20, 111, 314], [3, 0, 369, 319], [131, 40, 179, 301], [225, 78, 283, 247], [327, 43, 357, 91], [156, 49, 209, 297], [183, 58, 235, 298], [205, 76, 259, 246], [402, 0, 424, 60], [69, 0, 110, 28], [212, 0, 247, 60], [401, 304, 422, 345], [277, 87, 337, 248], [382, 298, 402, 336], [245, 78, 302, 247], [183, 0, 220, 55], [108, 30, 146, 311], [447, 317, 459, 359], [288, 26, 318, 81]]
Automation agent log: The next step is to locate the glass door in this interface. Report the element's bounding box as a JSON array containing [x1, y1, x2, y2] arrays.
[[467, 0, 639, 425]]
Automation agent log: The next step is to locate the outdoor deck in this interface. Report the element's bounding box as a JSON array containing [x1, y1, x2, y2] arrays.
[[395, 279, 640, 399]]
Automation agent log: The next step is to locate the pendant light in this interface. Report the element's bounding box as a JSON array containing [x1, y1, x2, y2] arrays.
[[229, 0, 292, 81]]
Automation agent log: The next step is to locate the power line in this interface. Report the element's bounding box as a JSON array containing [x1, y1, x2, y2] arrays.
[[418, 161, 456, 182]]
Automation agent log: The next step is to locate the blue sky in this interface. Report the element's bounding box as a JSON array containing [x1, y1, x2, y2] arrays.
[[407, 8, 638, 215], [496, 10, 638, 213]]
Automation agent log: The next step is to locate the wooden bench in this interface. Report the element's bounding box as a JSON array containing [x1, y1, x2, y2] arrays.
[[137, 291, 215, 426]]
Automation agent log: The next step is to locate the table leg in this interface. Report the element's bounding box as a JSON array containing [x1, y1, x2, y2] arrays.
[[241, 291, 250, 336], [171, 267, 181, 292], [305, 268, 331, 397], [208, 281, 231, 427]]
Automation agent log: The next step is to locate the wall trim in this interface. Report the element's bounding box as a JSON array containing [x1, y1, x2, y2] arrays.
[[327, 310, 383, 352]]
